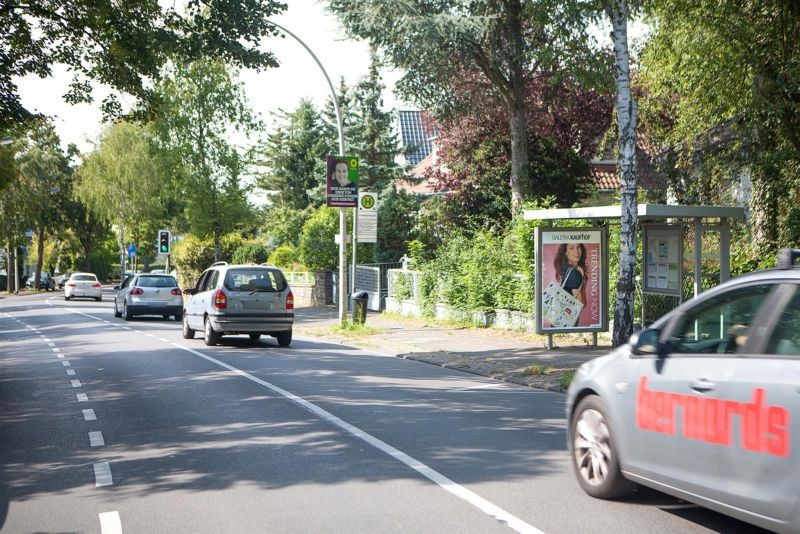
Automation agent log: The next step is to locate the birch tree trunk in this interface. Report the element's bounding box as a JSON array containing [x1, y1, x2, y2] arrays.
[[609, 0, 639, 347], [507, 0, 530, 212], [34, 229, 45, 288]]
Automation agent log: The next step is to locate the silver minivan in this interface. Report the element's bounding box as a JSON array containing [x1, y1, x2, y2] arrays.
[[182, 262, 294, 347]]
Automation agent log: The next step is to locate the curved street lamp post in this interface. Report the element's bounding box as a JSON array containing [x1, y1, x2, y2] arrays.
[[266, 21, 351, 324]]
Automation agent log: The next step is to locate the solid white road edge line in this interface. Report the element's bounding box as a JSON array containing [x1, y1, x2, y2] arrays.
[[54, 307, 545, 534], [169, 340, 544, 534], [98, 511, 123, 534]]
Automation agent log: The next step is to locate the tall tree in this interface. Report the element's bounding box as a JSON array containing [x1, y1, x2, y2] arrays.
[[14, 120, 73, 288], [347, 50, 404, 191], [605, 0, 639, 347], [76, 120, 167, 279], [426, 71, 612, 229], [640, 0, 800, 254], [257, 99, 329, 209], [327, 0, 606, 211], [155, 59, 257, 260], [1, 0, 286, 130]]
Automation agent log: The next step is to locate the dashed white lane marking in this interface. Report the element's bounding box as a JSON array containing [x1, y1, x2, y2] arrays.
[[71, 379, 82, 388], [89, 431, 105, 447], [144, 333, 155, 338], [133, 330, 143, 334], [47, 342, 55, 347], [122, 327, 131, 331], [34, 330, 42, 334], [98, 511, 123, 534], [42, 337, 50, 341], [66, 369, 76, 376], [52, 348, 61, 353], [56, 307, 543, 534], [83, 409, 97, 421], [62, 361, 71, 367], [57, 354, 65, 359], [77, 393, 89, 402], [93, 462, 113, 487]]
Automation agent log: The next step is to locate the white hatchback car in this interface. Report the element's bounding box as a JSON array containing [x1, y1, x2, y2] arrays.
[[64, 272, 103, 301]]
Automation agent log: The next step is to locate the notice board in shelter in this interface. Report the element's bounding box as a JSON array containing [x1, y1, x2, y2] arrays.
[[643, 224, 683, 297]]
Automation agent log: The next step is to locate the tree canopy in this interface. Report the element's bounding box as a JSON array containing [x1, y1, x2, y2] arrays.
[[1, 0, 287, 130]]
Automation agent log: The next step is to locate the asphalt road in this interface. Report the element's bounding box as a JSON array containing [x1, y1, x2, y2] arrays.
[[0, 292, 764, 533]]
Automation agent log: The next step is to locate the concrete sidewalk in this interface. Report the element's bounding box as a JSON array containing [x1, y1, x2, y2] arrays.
[[293, 306, 612, 393]]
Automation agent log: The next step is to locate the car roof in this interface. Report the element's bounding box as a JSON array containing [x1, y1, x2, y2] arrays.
[[70, 272, 97, 276]]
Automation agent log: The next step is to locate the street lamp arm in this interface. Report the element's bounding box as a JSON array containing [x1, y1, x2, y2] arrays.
[[266, 20, 345, 156]]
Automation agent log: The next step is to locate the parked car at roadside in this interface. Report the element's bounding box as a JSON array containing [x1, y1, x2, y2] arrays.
[[114, 273, 183, 321], [182, 262, 294, 347], [566, 249, 800, 534], [26, 273, 56, 291], [56, 273, 71, 289], [64, 273, 103, 301]]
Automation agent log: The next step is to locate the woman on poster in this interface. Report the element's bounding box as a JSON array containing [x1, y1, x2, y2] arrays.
[[554, 243, 587, 306]]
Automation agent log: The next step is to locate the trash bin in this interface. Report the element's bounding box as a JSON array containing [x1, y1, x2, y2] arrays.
[[351, 291, 369, 324]]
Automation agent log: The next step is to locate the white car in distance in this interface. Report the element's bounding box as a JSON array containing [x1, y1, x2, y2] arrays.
[[64, 272, 103, 301]]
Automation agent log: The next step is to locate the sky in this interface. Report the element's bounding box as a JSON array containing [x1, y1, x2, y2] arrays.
[[15, 0, 403, 153]]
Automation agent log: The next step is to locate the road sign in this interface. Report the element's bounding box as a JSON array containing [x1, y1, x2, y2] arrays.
[[128, 244, 137, 256], [357, 192, 378, 243]]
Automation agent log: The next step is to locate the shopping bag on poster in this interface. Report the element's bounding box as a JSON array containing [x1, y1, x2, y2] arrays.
[[541, 268, 583, 328]]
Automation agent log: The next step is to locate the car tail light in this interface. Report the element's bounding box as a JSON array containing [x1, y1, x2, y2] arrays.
[[213, 289, 227, 309], [91, 283, 101, 288], [67, 283, 76, 287], [286, 290, 294, 310], [170, 288, 181, 296], [131, 287, 144, 295]]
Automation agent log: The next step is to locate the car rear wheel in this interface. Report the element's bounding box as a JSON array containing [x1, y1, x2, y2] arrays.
[[204, 316, 220, 346], [248, 333, 261, 341], [182, 314, 194, 339], [570, 395, 633, 499], [276, 330, 292, 347], [95, 297, 102, 302], [174, 312, 183, 322], [114, 301, 122, 318], [123, 302, 134, 321]]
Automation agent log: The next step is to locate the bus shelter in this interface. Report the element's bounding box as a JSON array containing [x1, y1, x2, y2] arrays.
[[523, 204, 746, 346]]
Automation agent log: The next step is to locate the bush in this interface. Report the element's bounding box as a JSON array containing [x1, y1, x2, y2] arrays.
[[268, 245, 304, 270], [171, 234, 215, 288], [232, 241, 270, 265], [298, 206, 339, 271]]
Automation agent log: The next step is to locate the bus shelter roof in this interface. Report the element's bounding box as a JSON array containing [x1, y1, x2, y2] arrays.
[[523, 204, 745, 222]]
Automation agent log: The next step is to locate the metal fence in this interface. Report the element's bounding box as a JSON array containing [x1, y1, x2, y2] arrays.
[[284, 271, 315, 286], [387, 269, 424, 301]]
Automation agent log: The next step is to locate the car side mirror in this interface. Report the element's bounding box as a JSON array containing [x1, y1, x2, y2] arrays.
[[631, 328, 667, 357], [183, 288, 195, 295], [113, 285, 120, 290]]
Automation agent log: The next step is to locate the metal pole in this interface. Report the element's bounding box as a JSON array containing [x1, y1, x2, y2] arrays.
[[352, 202, 358, 295], [720, 218, 730, 283], [14, 245, 19, 295], [694, 218, 702, 297], [267, 20, 348, 325]]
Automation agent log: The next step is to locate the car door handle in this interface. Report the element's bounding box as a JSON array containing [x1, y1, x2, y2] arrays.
[[690, 379, 716, 392]]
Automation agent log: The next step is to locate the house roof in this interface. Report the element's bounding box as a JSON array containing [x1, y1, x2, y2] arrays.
[[397, 110, 433, 166], [590, 161, 619, 191]]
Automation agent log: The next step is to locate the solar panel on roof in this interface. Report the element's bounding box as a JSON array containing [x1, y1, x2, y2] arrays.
[[398, 110, 433, 166]]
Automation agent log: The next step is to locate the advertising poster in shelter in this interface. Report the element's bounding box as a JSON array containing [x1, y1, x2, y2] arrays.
[[536, 227, 607, 333], [326, 155, 358, 207]]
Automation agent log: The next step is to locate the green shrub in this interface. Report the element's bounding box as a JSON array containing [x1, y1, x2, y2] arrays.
[[298, 206, 339, 271], [232, 241, 270, 265], [171, 234, 215, 288], [268, 244, 304, 270]]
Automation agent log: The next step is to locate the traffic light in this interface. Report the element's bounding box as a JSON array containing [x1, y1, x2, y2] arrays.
[[158, 230, 171, 254]]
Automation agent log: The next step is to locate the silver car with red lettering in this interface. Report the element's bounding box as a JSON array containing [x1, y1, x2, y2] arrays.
[[566, 249, 800, 533]]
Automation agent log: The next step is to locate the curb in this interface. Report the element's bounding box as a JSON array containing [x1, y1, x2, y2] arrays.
[[294, 333, 568, 395]]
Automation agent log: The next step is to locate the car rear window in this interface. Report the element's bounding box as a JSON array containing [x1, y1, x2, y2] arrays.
[[224, 268, 286, 292], [136, 276, 178, 288], [73, 274, 97, 281]]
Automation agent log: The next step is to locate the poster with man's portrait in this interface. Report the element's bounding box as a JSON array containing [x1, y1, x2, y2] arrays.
[[326, 155, 358, 207], [536, 227, 608, 334]]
